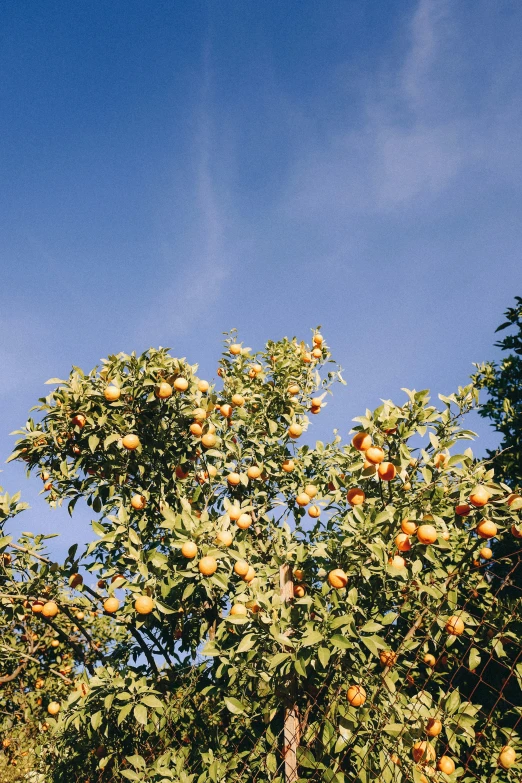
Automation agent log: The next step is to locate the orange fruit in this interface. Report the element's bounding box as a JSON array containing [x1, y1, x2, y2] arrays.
[[69, 573, 83, 588], [388, 555, 406, 569], [302, 352, 312, 363], [347, 685, 366, 707], [216, 530, 233, 547], [308, 505, 320, 518], [469, 485, 489, 508], [282, 459, 295, 473], [155, 382, 172, 399], [412, 742, 436, 763], [192, 407, 207, 422], [230, 603, 247, 616], [511, 524, 522, 539], [42, 601, 59, 618], [243, 566, 256, 582], [455, 503, 471, 516], [365, 446, 385, 465], [104, 385, 121, 401], [293, 568, 304, 581], [507, 493, 522, 509], [304, 484, 318, 498], [312, 347, 322, 359], [231, 393, 245, 407], [476, 519, 497, 539], [75, 611, 85, 621], [437, 756, 455, 775], [352, 432, 372, 451], [201, 433, 217, 448], [122, 434, 140, 450], [71, 413, 86, 428], [446, 615, 464, 635], [401, 519, 417, 534], [480, 546, 492, 559], [313, 334, 324, 345], [347, 488, 365, 506], [220, 404, 232, 418], [227, 472, 241, 486], [288, 423, 303, 439], [190, 422, 203, 437], [310, 397, 322, 408], [234, 559, 249, 577], [236, 513, 252, 529], [228, 506, 241, 521], [198, 380, 209, 393], [433, 452, 448, 469], [181, 541, 198, 559], [424, 653, 436, 667], [294, 584, 306, 597], [328, 569, 348, 589], [247, 465, 261, 479], [35, 679, 45, 689], [310, 405, 321, 414], [199, 556, 217, 576], [229, 344, 242, 355], [47, 701, 61, 716], [103, 597, 120, 613], [296, 492, 311, 507], [395, 533, 411, 552], [425, 718, 442, 737], [417, 525, 437, 544], [498, 746, 516, 769], [50, 639, 59, 648], [379, 650, 397, 667], [378, 462, 396, 481], [173, 377, 189, 392], [131, 494, 146, 510], [135, 595, 155, 615], [287, 384, 300, 395]]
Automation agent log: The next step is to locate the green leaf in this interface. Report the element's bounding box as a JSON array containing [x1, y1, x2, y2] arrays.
[[236, 634, 256, 653], [133, 703, 148, 726], [224, 697, 246, 715], [330, 634, 351, 650], [88, 434, 100, 453], [300, 630, 324, 647], [469, 648, 481, 671]]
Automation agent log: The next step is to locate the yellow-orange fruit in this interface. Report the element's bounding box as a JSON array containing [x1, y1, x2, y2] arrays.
[[424, 653, 436, 667], [446, 615, 465, 636], [328, 569, 348, 589], [282, 459, 295, 473], [288, 423, 303, 439], [425, 718, 442, 737], [417, 524, 437, 544], [103, 597, 120, 614], [198, 556, 217, 576], [198, 380, 209, 393], [247, 465, 261, 479], [216, 530, 233, 547], [437, 756, 455, 775], [379, 650, 397, 667], [476, 519, 497, 539], [287, 384, 300, 395], [395, 533, 411, 552], [236, 513, 252, 530], [32, 601, 44, 614], [296, 492, 311, 507], [365, 446, 385, 465], [412, 742, 436, 763], [230, 603, 247, 616], [234, 560, 249, 577], [181, 541, 198, 559], [401, 519, 417, 534], [388, 555, 406, 569], [304, 484, 318, 498], [75, 611, 85, 621], [293, 568, 304, 581], [308, 505, 321, 518], [312, 347, 322, 359], [227, 472, 241, 486], [135, 595, 155, 615], [231, 394, 245, 407], [512, 524, 522, 539], [192, 407, 207, 422], [201, 432, 217, 448], [434, 452, 448, 469], [229, 343, 242, 355], [507, 493, 522, 509], [480, 546, 493, 560], [347, 685, 366, 707], [104, 385, 121, 401], [352, 432, 372, 451], [47, 701, 61, 716], [294, 584, 306, 597], [69, 573, 83, 588], [122, 434, 140, 450], [469, 485, 490, 508], [50, 639, 59, 648], [71, 413, 86, 428], [220, 404, 232, 418], [313, 334, 324, 345], [243, 566, 256, 582], [42, 601, 59, 618], [155, 382, 172, 399], [498, 746, 516, 769], [228, 506, 241, 521], [455, 503, 472, 516], [190, 422, 203, 437], [378, 462, 396, 481], [347, 488, 365, 506], [173, 377, 189, 392], [131, 494, 146, 510]]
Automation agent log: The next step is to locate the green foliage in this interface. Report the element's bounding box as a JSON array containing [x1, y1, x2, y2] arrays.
[[1, 329, 521, 781]]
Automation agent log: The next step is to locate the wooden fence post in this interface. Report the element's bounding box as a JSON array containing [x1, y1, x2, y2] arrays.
[[279, 564, 300, 783]]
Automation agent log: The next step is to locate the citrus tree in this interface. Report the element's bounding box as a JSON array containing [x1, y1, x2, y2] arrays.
[[4, 330, 522, 782]]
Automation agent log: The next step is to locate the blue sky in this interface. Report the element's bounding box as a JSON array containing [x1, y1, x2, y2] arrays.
[[1, 0, 521, 556]]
